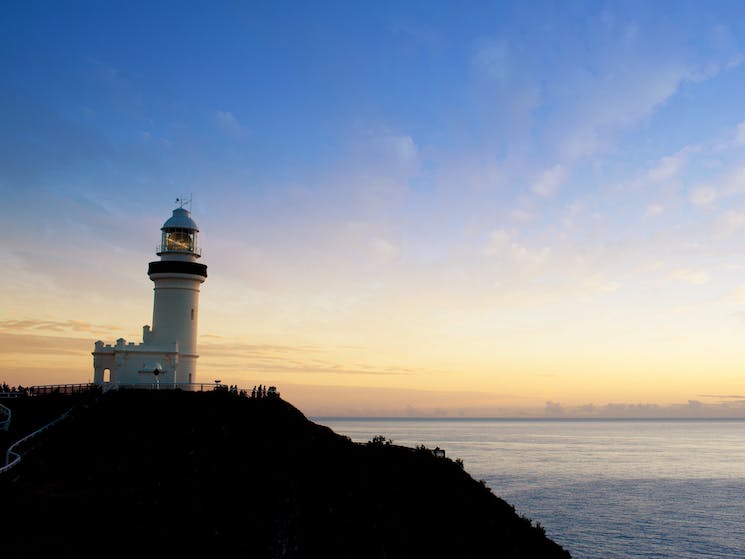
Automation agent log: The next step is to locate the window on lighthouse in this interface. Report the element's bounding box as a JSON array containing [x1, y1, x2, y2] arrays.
[[164, 229, 194, 252]]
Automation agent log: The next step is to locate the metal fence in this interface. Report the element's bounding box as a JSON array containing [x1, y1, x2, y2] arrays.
[[101, 382, 228, 392], [2, 382, 279, 396], [0, 403, 10, 431], [0, 408, 71, 475], [0, 381, 280, 474], [26, 384, 96, 396]]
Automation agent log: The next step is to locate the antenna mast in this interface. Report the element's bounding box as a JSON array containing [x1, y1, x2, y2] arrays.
[[175, 194, 193, 210]]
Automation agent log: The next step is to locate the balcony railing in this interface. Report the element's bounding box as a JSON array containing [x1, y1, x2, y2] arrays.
[[156, 244, 201, 256]]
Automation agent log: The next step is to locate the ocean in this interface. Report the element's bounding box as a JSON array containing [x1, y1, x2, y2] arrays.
[[315, 418, 745, 559]]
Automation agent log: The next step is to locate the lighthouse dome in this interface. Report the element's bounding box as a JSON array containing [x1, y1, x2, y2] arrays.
[[162, 208, 199, 231], [158, 206, 201, 257]]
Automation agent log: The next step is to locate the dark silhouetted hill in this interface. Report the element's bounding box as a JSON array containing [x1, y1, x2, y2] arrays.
[[1, 390, 571, 558]]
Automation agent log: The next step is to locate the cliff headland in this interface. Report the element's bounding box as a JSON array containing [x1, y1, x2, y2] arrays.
[[1, 389, 571, 558]]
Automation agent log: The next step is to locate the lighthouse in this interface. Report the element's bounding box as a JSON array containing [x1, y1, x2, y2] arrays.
[[92, 203, 208, 387]]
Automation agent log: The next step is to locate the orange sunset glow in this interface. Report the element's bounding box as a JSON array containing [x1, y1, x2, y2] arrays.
[[2, 3, 745, 418]]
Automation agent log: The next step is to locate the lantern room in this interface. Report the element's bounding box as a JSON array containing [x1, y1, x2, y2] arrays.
[[157, 207, 201, 257]]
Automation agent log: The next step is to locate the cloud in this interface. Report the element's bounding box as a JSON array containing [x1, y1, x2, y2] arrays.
[[580, 274, 621, 294], [715, 210, 745, 237], [646, 146, 697, 182], [670, 268, 711, 285], [304, 393, 745, 418], [561, 400, 745, 418], [385, 134, 418, 165], [0, 329, 424, 388], [199, 339, 418, 377], [726, 284, 745, 304], [389, 22, 439, 48], [542, 18, 741, 164], [645, 204, 664, 217], [0, 319, 122, 335], [555, 62, 690, 161], [735, 120, 745, 145], [370, 238, 400, 261], [690, 186, 718, 206], [215, 110, 245, 136], [509, 209, 533, 222], [88, 59, 144, 112], [483, 230, 551, 276], [0, 332, 93, 356], [471, 39, 510, 82], [366, 132, 420, 174], [689, 165, 745, 208], [404, 404, 425, 417], [344, 128, 420, 186], [532, 164, 566, 197], [732, 310, 745, 325], [544, 401, 565, 416], [720, 166, 745, 196]]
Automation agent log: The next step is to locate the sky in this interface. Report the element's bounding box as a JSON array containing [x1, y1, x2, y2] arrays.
[[2, 1, 745, 417]]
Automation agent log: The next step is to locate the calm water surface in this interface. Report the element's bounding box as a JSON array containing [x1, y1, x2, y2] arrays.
[[316, 419, 745, 559]]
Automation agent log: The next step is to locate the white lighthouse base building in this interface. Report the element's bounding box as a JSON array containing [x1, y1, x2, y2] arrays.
[[93, 335, 189, 386], [93, 204, 207, 388]]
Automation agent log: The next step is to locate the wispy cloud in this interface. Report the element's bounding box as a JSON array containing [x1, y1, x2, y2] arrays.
[[532, 164, 566, 197], [0, 332, 93, 356], [670, 269, 711, 285], [580, 274, 622, 295], [199, 339, 419, 377], [645, 204, 664, 217], [471, 38, 510, 82], [483, 230, 550, 273], [215, 110, 246, 137], [735, 120, 745, 145], [646, 146, 698, 182], [715, 210, 745, 237], [538, 399, 745, 419], [0, 319, 122, 335], [690, 185, 718, 206], [370, 237, 400, 262]]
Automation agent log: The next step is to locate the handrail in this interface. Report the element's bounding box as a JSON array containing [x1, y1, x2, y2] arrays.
[[0, 402, 10, 431], [27, 383, 95, 396], [0, 408, 71, 475], [102, 382, 228, 392], [0, 382, 281, 476]]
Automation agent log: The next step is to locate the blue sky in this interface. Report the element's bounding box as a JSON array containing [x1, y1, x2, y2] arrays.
[[3, 1, 745, 416]]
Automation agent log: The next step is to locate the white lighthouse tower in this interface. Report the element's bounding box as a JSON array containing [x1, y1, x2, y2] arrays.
[[92, 203, 208, 387]]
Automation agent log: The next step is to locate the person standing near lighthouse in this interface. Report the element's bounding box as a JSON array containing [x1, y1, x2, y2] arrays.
[[92, 200, 208, 387]]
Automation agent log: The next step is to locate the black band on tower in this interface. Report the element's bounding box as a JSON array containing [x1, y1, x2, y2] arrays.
[[148, 261, 208, 278]]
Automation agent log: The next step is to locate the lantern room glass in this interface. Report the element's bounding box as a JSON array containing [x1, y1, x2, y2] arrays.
[[162, 229, 197, 253]]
